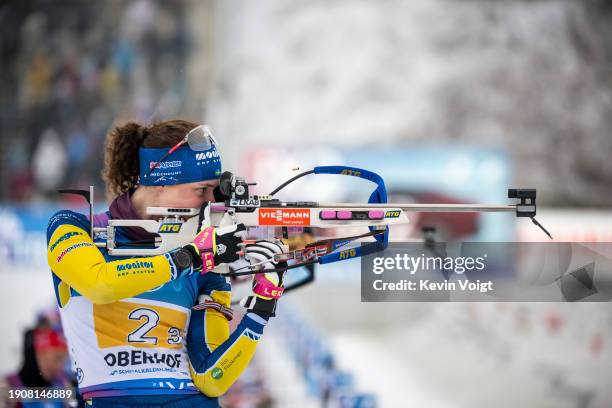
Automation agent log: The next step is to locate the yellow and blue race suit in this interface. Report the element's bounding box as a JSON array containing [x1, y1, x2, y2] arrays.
[[46, 209, 267, 405]]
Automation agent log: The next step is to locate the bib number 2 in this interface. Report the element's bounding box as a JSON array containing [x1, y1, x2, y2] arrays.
[[127, 308, 159, 345], [93, 301, 187, 349]]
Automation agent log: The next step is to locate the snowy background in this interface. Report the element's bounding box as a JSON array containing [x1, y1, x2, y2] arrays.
[[208, 0, 612, 207], [1, 0, 612, 407]]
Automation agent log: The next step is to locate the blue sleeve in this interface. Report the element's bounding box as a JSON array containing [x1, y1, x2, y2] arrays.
[[186, 273, 268, 397], [186, 310, 267, 396], [47, 210, 91, 244], [187, 311, 267, 368], [196, 271, 232, 295]]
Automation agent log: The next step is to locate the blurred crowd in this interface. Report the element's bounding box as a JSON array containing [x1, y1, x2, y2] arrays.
[[277, 305, 376, 408], [0, 308, 77, 408], [0, 0, 194, 202]]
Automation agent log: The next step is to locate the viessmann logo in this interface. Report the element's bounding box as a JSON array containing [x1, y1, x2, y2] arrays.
[[258, 209, 311, 226]]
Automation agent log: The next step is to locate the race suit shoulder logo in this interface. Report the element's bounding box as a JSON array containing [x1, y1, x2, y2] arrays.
[[258, 208, 311, 226], [56, 242, 94, 263], [50, 231, 83, 251]]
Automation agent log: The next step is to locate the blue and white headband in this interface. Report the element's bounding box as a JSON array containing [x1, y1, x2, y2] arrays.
[[139, 144, 222, 186]]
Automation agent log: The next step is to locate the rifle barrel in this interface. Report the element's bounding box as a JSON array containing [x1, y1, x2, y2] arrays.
[[320, 203, 516, 212]]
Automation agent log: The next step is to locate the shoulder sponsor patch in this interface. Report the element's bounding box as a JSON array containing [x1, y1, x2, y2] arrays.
[[56, 242, 95, 263], [50, 231, 83, 251]]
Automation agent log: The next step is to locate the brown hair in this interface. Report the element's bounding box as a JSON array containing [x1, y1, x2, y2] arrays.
[[102, 119, 198, 198]]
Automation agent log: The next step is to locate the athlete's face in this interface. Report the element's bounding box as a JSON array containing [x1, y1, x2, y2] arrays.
[[156, 179, 219, 208], [36, 348, 68, 382]]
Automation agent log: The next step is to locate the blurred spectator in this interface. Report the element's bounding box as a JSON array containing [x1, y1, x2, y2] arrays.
[[32, 128, 68, 193], [0, 327, 71, 408], [0, 0, 196, 202]]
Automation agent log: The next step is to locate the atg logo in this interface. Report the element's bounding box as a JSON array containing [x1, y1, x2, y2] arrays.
[[258, 209, 311, 226], [158, 223, 181, 233], [339, 248, 357, 259]]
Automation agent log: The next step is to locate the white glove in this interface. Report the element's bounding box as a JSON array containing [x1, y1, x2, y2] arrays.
[[239, 239, 288, 318]]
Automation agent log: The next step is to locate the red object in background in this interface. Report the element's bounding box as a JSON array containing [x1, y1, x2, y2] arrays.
[[545, 310, 564, 333], [33, 328, 68, 352], [514, 307, 530, 332], [7, 170, 35, 202], [590, 333, 604, 357]]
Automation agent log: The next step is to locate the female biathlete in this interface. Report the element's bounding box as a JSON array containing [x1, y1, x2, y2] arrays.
[[46, 120, 285, 407]]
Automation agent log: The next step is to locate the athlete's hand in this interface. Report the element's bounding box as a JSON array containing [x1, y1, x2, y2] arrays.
[[168, 224, 247, 277], [190, 224, 247, 272], [240, 239, 287, 318]]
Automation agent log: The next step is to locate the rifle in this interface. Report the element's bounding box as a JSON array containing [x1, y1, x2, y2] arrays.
[[62, 166, 551, 278]]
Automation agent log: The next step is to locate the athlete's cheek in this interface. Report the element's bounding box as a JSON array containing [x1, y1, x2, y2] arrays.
[[156, 189, 195, 208], [179, 192, 208, 208], [186, 198, 208, 208]]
